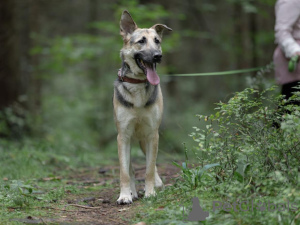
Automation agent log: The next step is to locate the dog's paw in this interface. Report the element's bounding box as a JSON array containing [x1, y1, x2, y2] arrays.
[[131, 191, 138, 200], [155, 179, 164, 189], [117, 195, 133, 205], [155, 173, 164, 188], [145, 189, 156, 198]]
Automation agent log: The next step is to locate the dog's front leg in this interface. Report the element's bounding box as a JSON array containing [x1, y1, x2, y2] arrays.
[[129, 161, 138, 200], [117, 134, 133, 204], [145, 132, 159, 197]]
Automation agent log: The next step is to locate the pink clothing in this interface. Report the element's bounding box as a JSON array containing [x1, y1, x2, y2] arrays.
[[274, 0, 300, 85], [275, 0, 300, 58], [274, 41, 300, 85]]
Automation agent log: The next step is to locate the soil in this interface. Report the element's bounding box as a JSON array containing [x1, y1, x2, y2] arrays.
[[14, 163, 180, 225]]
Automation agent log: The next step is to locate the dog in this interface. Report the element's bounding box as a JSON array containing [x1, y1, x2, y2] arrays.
[[113, 10, 172, 204]]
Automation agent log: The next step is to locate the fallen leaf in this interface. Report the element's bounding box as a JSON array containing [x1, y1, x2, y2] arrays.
[[42, 177, 62, 181], [118, 208, 130, 212], [155, 206, 165, 211]]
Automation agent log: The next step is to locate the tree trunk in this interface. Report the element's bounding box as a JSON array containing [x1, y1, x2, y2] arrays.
[[0, 0, 20, 110], [249, 11, 257, 68], [248, 10, 259, 84], [29, 0, 41, 117], [233, 2, 243, 69], [88, 0, 99, 84]]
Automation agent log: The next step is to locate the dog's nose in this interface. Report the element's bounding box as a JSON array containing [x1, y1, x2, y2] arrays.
[[153, 54, 162, 62]]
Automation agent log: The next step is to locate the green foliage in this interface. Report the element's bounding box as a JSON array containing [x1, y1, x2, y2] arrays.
[[0, 180, 34, 208], [0, 179, 67, 210], [173, 160, 220, 190], [30, 0, 176, 76], [113, 0, 170, 28], [0, 102, 28, 139], [31, 34, 120, 74], [191, 87, 300, 186], [136, 87, 300, 225]]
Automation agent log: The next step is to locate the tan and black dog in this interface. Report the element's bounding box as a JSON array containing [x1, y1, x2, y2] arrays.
[[113, 10, 172, 204]]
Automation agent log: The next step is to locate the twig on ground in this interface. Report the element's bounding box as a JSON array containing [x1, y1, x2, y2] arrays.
[[41, 206, 86, 212], [39, 217, 47, 225], [66, 204, 104, 210]]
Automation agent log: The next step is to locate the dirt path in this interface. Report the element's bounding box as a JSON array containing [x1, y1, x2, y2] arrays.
[[19, 163, 180, 225]]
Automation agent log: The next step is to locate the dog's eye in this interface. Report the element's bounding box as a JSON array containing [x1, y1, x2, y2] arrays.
[[138, 38, 146, 44], [154, 38, 160, 44]]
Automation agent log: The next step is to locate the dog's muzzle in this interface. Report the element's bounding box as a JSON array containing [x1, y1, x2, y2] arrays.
[[134, 52, 162, 86]]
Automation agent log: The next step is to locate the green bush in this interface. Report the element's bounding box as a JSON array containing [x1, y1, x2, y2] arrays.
[[138, 87, 300, 225], [190, 87, 300, 186]]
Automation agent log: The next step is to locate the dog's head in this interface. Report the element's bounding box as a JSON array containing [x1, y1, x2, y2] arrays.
[[120, 10, 172, 85]]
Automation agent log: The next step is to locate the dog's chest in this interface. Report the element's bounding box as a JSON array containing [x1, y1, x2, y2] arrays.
[[125, 84, 149, 108], [133, 106, 162, 140], [115, 104, 161, 139], [114, 83, 162, 138]]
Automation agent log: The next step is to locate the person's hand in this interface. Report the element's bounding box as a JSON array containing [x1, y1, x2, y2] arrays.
[[294, 52, 300, 57], [288, 53, 300, 72]]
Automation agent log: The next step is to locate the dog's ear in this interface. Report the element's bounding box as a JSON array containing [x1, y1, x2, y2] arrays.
[[120, 10, 138, 38], [151, 24, 172, 39]]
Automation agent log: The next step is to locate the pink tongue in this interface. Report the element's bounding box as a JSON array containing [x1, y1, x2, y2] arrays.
[[146, 65, 160, 85]]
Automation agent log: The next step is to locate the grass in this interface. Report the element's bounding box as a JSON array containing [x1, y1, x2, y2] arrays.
[[0, 176, 112, 224], [132, 162, 300, 225], [1, 178, 67, 224], [0, 131, 116, 224]]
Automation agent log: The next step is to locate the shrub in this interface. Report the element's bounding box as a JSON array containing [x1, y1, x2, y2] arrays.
[[189, 87, 300, 186]]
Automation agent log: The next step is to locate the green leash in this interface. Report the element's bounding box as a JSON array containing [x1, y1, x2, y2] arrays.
[[161, 63, 275, 77], [160, 57, 296, 77], [162, 67, 264, 77]]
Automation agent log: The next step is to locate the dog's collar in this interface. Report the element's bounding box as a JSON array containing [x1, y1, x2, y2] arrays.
[[118, 70, 147, 84]]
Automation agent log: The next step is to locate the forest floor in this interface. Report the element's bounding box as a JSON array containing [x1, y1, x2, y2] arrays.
[[8, 163, 180, 225]]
